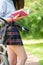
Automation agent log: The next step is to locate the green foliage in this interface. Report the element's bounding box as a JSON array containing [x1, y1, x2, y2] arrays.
[[17, 0, 43, 39]]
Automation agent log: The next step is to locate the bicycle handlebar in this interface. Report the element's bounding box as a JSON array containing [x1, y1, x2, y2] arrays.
[[0, 17, 29, 32], [0, 17, 30, 44]]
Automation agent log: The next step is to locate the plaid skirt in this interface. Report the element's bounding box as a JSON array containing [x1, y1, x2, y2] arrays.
[[3, 25, 23, 45]]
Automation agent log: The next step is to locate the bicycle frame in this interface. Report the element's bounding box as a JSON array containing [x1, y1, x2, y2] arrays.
[[0, 44, 9, 65], [0, 44, 6, 55]]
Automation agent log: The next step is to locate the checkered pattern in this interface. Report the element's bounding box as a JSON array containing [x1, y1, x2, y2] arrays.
[[3, 26, 23, 45]]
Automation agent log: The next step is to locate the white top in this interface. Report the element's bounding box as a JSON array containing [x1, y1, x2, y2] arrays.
[[0, 0, 16, 18], [0, 0, 16, 43]]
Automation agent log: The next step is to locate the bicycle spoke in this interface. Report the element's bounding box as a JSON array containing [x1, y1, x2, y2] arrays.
[[1, 59, 5, 65], [0, 56, 5, 65]]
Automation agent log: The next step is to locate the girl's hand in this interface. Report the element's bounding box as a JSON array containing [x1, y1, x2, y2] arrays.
[[13, 14, 25, 21], [4, 14, 25, 23]]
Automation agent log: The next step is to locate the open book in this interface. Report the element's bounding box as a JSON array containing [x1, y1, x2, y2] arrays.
[[12, 9, 28, 17]]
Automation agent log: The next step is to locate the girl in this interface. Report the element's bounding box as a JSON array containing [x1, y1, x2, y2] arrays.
[[0, 0, 27, 65]]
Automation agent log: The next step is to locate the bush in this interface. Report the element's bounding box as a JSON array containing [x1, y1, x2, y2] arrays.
[[17, 1, 43, 39]]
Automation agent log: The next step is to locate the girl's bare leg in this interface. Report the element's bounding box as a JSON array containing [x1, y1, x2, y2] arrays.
[[7, 45, 17, 65], [9, 45, 27, 65]]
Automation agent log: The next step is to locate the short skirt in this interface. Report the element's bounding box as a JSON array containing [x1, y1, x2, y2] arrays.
[[3, 25, 23, 45]]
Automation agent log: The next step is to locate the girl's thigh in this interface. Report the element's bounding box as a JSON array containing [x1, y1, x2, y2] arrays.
[[7, 45, 17, 64], [8, 45, 27, 57]]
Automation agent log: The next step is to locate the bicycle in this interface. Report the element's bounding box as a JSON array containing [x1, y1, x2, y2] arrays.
[[0, 44, 9, 65], [0, 17, 29, 65]]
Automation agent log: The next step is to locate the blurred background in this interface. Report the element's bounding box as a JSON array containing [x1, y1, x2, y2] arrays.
[[17, 0, 43, 65], [18, 0, 43, 39]]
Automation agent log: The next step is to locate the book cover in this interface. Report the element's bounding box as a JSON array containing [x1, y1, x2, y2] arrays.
[[12, 9, 28, 17]]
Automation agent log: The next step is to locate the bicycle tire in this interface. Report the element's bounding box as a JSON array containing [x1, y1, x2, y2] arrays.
[[0, 53, 9, 65]]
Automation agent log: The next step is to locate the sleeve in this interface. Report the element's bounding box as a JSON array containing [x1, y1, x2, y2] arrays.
[[0, 0, 7, 17]]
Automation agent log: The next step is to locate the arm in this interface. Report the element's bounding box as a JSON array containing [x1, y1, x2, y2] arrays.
[[4, 14, 25, 23], [0, 1, 25, 23]]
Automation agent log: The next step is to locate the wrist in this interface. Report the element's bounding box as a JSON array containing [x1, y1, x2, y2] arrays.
[[10, 17, 14, 23]]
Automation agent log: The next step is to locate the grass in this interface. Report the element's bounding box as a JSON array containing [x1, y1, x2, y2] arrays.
[[24, 43, 43, 65]]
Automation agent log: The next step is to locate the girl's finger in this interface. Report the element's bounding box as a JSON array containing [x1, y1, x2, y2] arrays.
[[13, 14, 20, 19]]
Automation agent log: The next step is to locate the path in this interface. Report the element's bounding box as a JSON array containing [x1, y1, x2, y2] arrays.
[[23, 39, 43, 44], [22, 39, 42, 65], [25, 52, 39, 65]]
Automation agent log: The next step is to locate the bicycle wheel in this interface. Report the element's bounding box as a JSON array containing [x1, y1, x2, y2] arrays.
[[0, 53, 9, 65]]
